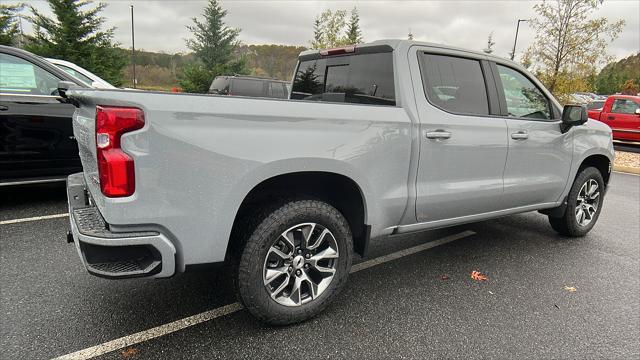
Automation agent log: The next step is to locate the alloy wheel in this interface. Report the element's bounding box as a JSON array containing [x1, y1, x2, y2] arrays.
[[575, 179, 600, 227], [262, 223, 339, 306]]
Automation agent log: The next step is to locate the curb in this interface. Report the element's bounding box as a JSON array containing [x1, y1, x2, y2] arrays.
[[613, 165, 640, 175]]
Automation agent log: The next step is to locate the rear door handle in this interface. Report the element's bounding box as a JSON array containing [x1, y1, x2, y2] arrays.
[[607, 116, 615, 120], [511, 131, 529, 140], [426, 130, 452, 140]]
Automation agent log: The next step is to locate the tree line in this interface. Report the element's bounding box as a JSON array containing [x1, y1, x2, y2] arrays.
[[1, 0, 636, 98]]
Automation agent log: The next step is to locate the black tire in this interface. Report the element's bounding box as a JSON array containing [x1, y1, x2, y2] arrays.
[[237, 199, 353, 325], [548, 166, 605, 237]]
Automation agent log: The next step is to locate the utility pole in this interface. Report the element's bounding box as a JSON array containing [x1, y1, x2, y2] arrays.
[[130, 5, 136, 88], [510, 19, 528, 61]]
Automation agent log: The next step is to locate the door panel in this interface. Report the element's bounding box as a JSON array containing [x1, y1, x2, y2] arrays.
[[503, 119, 572, 206], [0, 94, 80, 180], [413, 52, 508, 223], [493, 63, 572, 208], [604, 98, 640, 141], [416, 115, 508, 221]]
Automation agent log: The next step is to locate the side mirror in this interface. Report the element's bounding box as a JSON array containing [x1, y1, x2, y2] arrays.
[[561, 104, 588, 133], [58, 81, 79, 99]]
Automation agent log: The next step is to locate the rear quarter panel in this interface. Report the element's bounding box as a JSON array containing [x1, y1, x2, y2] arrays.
[[70, 90, 413, 269]]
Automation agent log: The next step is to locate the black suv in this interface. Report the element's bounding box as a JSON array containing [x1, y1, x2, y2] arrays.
[[208, 75, 290, 99]]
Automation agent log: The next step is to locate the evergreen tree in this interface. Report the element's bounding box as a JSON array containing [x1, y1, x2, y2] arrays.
[[180, 0, 247, 93], [25, 0, 125, 86], [345, 7, 362, 44], [0, 3, 24, 46]]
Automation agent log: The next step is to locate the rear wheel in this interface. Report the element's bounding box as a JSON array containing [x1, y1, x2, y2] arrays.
[[237, 199, 353, 325], [548, 167, 604, 237]]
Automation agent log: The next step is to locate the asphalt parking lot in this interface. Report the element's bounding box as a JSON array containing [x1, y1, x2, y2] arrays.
[[1, 172, 639, 360]]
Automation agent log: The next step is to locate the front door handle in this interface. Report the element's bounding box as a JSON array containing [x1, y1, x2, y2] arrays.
[[426, 130, 452, 140], [511, 131, 529, 140], [0, 105, 8, 111]]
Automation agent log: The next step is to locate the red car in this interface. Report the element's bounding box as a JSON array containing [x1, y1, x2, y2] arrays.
[[588, 95, 640, 142]]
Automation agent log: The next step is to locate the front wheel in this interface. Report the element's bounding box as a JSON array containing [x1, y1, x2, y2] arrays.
[[237, 199, 353, 325], [549, 167, 605, 237]]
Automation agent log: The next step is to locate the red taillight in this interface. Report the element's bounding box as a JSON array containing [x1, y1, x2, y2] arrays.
[[319, 45, 356, 57], [95, 106, 145, 197]]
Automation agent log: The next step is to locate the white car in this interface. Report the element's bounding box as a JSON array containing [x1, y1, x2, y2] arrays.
[[47, 58, 116, 89]]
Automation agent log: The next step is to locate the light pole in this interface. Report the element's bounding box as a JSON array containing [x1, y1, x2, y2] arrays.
[[510, 19, 528, 61], [130, 5, 136, 88]]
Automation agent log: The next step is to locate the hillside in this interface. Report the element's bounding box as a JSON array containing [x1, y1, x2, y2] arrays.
[[595, 53, 640, 94], [118, 44, 307, 89]]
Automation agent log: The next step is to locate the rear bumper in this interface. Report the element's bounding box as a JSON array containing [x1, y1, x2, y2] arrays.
[[67, 173, 176, 278]]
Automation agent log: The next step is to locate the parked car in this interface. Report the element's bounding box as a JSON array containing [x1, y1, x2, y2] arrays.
[[47, 58, 116, 89], [209, 75, 289, 98], [64, 40, 613, 325], [586, 100, 605, 111], [0, 45, 88, 186], [587, 95, 640, 142]]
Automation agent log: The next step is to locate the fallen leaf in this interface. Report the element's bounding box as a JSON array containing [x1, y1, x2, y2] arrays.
[[440, 275, 450, 281], [121, 347, 138, 359], [564, 286, 577, 292], [471, 270, 488, 281]]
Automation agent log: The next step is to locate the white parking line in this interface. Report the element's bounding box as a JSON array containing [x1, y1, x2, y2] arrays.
[[52, 230, 475, 360], [0, 213, 69, 225]]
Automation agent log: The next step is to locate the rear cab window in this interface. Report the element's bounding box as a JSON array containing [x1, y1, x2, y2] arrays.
[[291, 49, 396, 106]]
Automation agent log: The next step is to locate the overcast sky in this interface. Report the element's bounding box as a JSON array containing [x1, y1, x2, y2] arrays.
[[22, 0, 640, 61]]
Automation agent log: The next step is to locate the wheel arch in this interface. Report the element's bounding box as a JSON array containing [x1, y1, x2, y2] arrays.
[[228, 170, 371, 258], [578, 154, 612, 187]]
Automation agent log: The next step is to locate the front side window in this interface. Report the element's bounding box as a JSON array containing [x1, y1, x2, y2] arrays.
[[496, 65, 551, 120], [419, 53, 489, 115], [291, 52, 395, 106], [0, 53, 60, 95], [610, 99, 639, 114]]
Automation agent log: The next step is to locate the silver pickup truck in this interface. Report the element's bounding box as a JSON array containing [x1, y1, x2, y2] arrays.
[[64, 40, 614, 325]]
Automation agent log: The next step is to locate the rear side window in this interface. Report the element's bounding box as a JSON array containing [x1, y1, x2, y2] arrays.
[[231, 78, 264, 97], [419, 53, 489, 115], [291, 52, 395, 106]]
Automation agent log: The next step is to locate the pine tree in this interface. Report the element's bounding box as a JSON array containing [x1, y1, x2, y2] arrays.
[[181, 0, 247, 93], [345, 7, 362, 44], [25, 0, 125, 86], [0, 3, 24, 46], [311, 17, 324, 49]]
